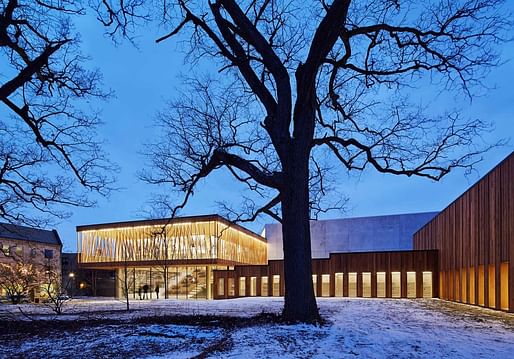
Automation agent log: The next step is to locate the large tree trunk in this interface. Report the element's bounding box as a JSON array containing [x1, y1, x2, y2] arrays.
[[281, 152, 319, 322]]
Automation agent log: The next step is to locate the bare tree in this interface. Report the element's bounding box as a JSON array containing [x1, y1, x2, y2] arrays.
[[116, 241, 136, 311], [40, 256, 72, 315], [96, 0, 509, 322], [0, 0, 115, 226]]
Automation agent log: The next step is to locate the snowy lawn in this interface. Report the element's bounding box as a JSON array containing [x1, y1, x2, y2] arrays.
[[1, 297, 513, 358]]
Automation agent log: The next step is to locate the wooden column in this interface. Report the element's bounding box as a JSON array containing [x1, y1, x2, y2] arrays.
[[356, 272, 363, 297], [329, 272, 336, 297], [401, 271, 407, 298], [371, 270, 377, 298]]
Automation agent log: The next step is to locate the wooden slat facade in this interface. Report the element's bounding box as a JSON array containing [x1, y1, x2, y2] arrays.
[[77, 215, 267, 267], [414, 152, 514, 312], [213, 250, 438, 299]]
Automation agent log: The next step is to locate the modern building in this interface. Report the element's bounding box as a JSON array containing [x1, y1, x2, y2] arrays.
[[214, 213, 440, 301], [62, 253, 115, 297], [265, 212, 438, 260], [213, 152, 513, 313], [414, 152, 513, 312], [75, 152, 513, 313], [76, 215, 267, 299], [0, 223, 62, 300]]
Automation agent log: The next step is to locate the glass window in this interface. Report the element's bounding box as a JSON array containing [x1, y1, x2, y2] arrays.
[[391, 272, 401, 298], [348, 273, 357, 297], [272, 275, 280, 296], [362, 272, 371, 297], [15, 246, 22, 256], [239, 277, 246, 296], [228, 278, 235, 296], [407, 272, 416, 298], [250, 277, 257, 296], [321, 274, 330, 297], [335, 273, 343, 297], [312, 275, 317, 296], [261, 276, 268, 296], [376, 272, 386, 298], [44, 249, 54, 259], [2, 244, 10, 256], [217, 278, 224, 296], [422, 272, 432, 298]]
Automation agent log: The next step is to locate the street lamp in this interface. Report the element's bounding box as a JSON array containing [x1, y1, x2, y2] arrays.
[[68, 272, 75, 298]]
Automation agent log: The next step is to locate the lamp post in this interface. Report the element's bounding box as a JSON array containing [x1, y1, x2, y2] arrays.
[[68, 272, 75, 298]]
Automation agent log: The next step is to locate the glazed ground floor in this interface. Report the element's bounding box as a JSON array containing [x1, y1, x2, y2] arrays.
[[112, 265, 232, 300]]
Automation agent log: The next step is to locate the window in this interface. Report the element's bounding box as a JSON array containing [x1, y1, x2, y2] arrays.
[[391, 272, 401, 298], [44, 249, 54, 259], [335, 273, 343, 297], [239, 277, 246, 296], [217, 278, 225, 296], [312, 275, 317, 296], [228, 278, 235, 296], [407, 272, 416, 298], [15, 246, 22, 257], [362, 272, 371, 297], [250, 277, 256, 296], [422, 272, 433, 298], [348, 273, 357, 297], [321, 274, 330, 297], [31, 248, 37, 258], [272, 275, 280, 296], [377, 272, 386, 298], [2, 244, 10, 256], [261, 276, 268, 296]]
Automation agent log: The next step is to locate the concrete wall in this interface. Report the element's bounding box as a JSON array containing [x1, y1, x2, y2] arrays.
[[264, 212, 438, 260]]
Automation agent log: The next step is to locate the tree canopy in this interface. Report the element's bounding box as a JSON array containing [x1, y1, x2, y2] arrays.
[[0, 0, 115, 226]]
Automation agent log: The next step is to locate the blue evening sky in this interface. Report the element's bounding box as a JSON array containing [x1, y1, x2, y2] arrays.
[[53, 10, 514, 252]]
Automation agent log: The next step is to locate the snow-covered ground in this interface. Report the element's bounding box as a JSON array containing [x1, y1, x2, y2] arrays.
[[1, 297, 513, 358]]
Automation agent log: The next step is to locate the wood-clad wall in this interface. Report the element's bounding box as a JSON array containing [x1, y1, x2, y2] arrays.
[[414, 152, 514, 312], [213, 250, 438, 299]]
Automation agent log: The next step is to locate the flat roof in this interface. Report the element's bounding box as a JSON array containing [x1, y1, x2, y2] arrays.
[[76, 214, 265, 242]]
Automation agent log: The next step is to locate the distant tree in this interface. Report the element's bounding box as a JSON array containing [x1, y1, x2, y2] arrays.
[[95, 0, 509, 322], [0, 259, 40, 304], [0, 0, 114, 226]]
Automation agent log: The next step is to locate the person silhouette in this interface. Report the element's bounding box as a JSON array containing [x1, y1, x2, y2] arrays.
[[143, 284, 149, 300], [155, 285, 160, 299]]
